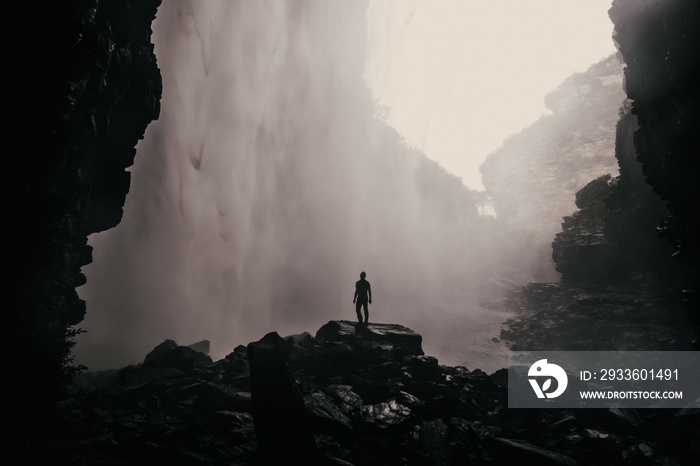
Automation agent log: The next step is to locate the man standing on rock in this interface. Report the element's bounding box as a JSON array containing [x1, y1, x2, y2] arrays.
[[353, 271, 372, 324]]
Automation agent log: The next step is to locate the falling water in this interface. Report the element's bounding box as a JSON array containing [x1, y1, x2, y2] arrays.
[[76, 0, 520, 371]]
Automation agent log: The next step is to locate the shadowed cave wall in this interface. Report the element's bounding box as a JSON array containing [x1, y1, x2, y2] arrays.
[[608, 0, 700, 335], [0, 0, 162, 446]]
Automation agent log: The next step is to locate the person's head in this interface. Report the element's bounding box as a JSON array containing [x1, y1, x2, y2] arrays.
[[360, 271, 366, 279]]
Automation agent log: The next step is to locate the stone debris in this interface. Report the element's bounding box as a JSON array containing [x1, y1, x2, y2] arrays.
[[65, 320, 697, 464]]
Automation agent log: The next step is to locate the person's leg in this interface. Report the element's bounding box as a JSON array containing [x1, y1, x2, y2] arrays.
[[356, 301, 363, 323], [363, 302, 369, 324]]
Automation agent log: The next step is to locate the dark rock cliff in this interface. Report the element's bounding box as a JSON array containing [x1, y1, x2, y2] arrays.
[[500, 0, 700, 391], [552, 110, 686, 286], [0, 0, 162, 453], [609, 0, 700, 331], [480, 55, 625, 280], [551, 0, 700, 334]]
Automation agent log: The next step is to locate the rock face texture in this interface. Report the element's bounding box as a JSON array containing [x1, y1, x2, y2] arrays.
[[0, 0, 162, 448], [552, 110, 685, 285], [518, 0, 700, 350], [609, 0, 700, 331], [142, 339, 213, 370], [481, 55, 626, 280], [66, 321, 698, 464], [315, 320, 425, 356]]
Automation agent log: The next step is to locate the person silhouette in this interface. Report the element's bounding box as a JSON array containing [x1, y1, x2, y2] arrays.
[[353, 271, 372, 324]]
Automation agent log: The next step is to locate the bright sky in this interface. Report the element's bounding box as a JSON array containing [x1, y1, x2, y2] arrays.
[[364, 0, 617, 190]]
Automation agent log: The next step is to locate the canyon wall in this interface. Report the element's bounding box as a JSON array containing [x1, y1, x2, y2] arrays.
[[0, 0, 162, 441], [609, 0, 700, 332], [481, 55, 626, 280], [551, 109, 686, 286]]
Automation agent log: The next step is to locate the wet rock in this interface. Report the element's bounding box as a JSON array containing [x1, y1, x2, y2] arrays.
[[500, 283, 696, 351], [314, 434, 352, 464], [360, 399, 412, 429], [285, 331, 314, 348], [163, 346, 213, 370], [143, 339, 212, 370], [315, 321, 424, 356], [323, 384, 363, 415], [103, 380, 158, 410], [396, 390, 424, 410], [404, 379, 455, 401], [410, 355, 442, 381], [117, 366, 184, 387], [222, 345, 250, 376], [209, 410, 253, 428], [636, 443, 654, 459], [285, 331, 316, 364], [248, 331, 319, 465], [163, 380, 242, 414], [621, 444, 653, 465], [321, 342, 355, 360], [421, 394, 460, 421], [67, 319, 699, 465], [352, 379, 395, 405], [487, 437, 577, 465], [187, 340, 211, 355], [227, 344, 248, 359], [143, 339, 178, 366], [418, 418, 450, 465], [463, 369, 500, 391], [305, 391, 354, 435], [578, 408, 640, 435], [490, 368, 508, 387]]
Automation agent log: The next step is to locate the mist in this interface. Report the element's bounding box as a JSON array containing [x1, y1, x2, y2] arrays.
[[76, 0, 539, 371]]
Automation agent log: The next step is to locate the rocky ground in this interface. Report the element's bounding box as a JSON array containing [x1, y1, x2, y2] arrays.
[[499, 282, 696, 352], [43, 313, 698, 465]]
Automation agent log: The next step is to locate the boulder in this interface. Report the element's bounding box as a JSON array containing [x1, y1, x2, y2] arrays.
[[248, 331, 319, 465], [410, 355, 442, 381], [418, 419, 449, 465], [187, 340, 211, 355], [164, 380, 239, 414], [66, 318, 700, 465], [284, 332, 314, 348], [315, 321, 424, 356], [143, 339, 213, 370], [323, 385, 363, 415], [143, 339, 178, 367], [360, 399, 412, 429], [103, 380, 158, 410], [304, 391, 354, 435]]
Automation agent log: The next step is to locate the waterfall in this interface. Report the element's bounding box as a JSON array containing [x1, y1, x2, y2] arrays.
[[76, 0, 509, 369]]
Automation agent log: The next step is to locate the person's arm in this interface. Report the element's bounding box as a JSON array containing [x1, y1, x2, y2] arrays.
[[353, 285, 358, 304], [368, 283, 372, 304]]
